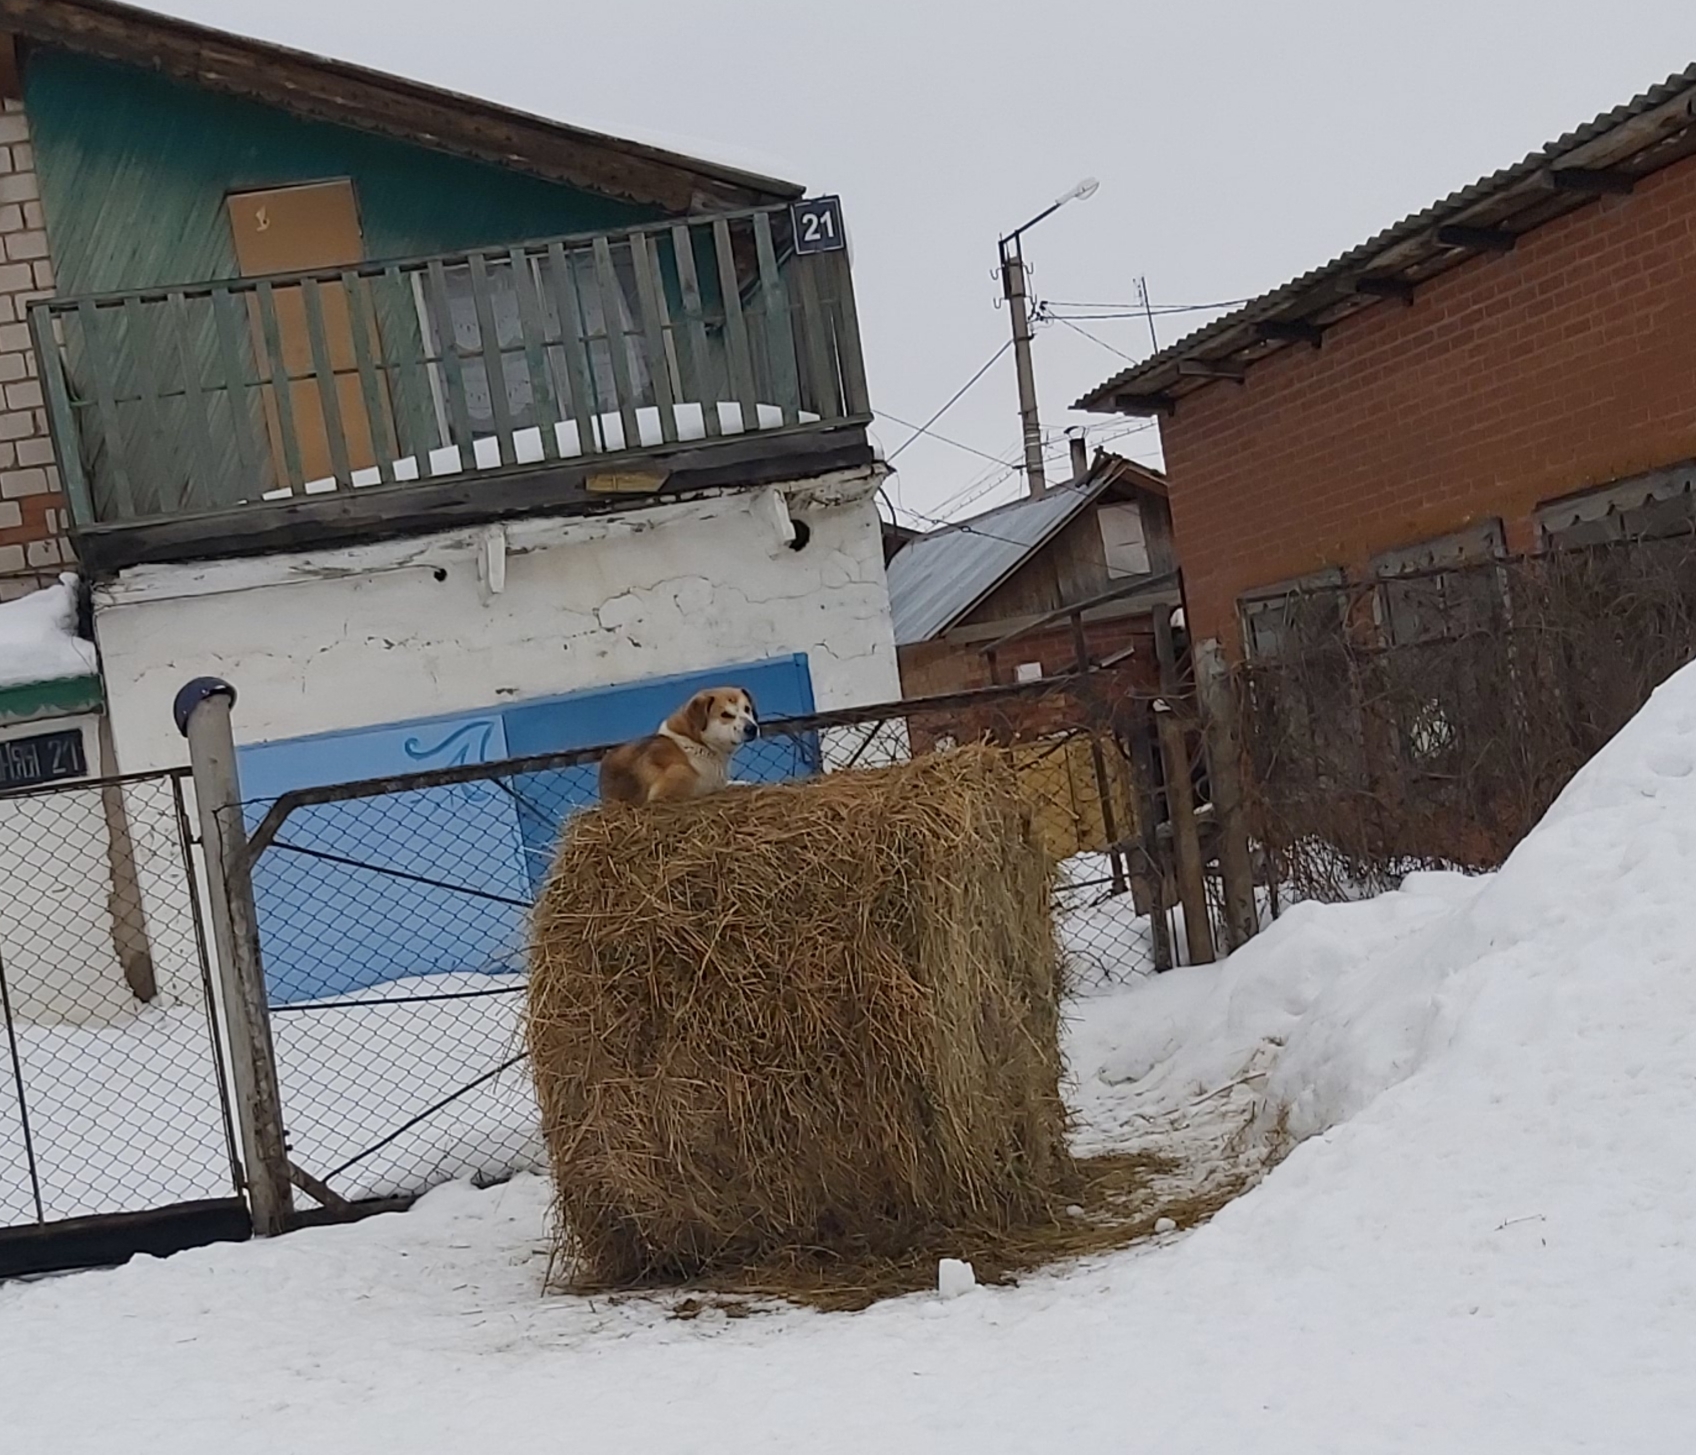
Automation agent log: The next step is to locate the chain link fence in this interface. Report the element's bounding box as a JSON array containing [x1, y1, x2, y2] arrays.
[[243, 672, 1201, 1210], [0, 768, 240, 1249], [1236, 532, 1696, 902]]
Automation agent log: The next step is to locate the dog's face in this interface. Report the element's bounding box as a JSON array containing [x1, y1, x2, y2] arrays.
[[682, 686, 759, 754]]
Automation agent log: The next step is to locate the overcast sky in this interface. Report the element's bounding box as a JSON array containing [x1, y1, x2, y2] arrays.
[[148, 0, 1696, 526]]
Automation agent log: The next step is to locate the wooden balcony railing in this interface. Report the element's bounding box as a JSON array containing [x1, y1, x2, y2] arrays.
[[30, 202, 870, 535]]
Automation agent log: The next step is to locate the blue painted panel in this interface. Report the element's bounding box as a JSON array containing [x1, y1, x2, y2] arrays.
[[502, 655, 819, 894], [241, 713, 530, 1004], [239, 656, 820, 1000]]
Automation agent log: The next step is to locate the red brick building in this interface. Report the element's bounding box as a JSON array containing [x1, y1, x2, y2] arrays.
[[1078, 63, 1696, 657]]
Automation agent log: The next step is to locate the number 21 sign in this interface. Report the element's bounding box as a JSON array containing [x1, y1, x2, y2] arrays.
[[790, 196, 846, 255]]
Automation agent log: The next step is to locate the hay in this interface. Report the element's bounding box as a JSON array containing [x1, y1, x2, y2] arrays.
[[526, 746, 1076, 1292], [670, 1149, 1259, 1312]]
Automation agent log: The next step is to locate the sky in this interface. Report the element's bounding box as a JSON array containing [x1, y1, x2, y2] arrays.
[[146, 0, 1696, 527]]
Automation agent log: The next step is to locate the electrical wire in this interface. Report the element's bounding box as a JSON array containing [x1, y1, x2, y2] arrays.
[[885, 339, 1013, 462], [1040, 308, 1142, 367], [1042, 297, 1253, 318], [876, 410, 1016, 469]]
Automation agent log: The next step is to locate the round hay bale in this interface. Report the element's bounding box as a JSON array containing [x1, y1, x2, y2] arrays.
[[526, 745, 1072, 1289]]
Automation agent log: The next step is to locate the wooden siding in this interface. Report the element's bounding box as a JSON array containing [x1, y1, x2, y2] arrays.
[[961, 506, 1114, 626], [22, 47, 660, 300], [38, 209, 871, 535], [958, 489, 1176, 631], [0, 0, 796, 213]]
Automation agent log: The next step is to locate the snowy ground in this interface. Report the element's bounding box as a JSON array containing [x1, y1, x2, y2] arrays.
[[1, 974, 535, 1220], [3, 883, 1152, 1219], [8, 659, 1696, 1449]]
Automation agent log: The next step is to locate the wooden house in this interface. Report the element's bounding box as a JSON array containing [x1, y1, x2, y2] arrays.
[[0, 0, 901, 1017], [0, 0, 896, 790], [887, 449, 1178, 698], [884, 449, 1181, 863]]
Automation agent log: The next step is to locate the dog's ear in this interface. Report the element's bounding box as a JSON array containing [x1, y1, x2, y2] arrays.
[[683, 691, 713, 737], [741, 688, 757, 718]]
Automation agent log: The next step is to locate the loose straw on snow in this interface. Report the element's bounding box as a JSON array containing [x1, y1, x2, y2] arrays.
[[527, 746, 1212, 1308]]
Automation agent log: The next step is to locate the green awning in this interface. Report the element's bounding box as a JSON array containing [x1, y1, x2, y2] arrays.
[[0, 674, 104, 726]]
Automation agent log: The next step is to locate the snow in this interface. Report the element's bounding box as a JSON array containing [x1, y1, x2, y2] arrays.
[[0, 574, 95, 690], [8, 659, 1696, 1450], [936, 1257, 977, 1299], [1, 974, 531, 1221], [262, 403, 818, 500], [2, 864, 1166, 1222]]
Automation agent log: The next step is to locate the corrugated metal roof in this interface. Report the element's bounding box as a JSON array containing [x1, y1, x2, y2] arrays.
[[1076, 62, 1696, 413], [885, 478, 1106, 646]]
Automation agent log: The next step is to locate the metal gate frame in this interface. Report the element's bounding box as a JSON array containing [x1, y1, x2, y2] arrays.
[[0, 766, 248, 1278], [236, 674, 1210, 1216]]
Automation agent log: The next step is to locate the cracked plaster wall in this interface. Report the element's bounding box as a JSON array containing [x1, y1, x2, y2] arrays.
[[95, 481, 900, 773]]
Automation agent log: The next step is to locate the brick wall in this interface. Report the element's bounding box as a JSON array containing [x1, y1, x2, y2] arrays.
[[896, 613, 1158, 698], [1158, 150, 1696, 653], [0, 95, 66, 598]]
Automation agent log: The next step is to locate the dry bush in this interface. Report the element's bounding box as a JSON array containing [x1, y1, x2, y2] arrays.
[[1237, 535, 1696, 898]]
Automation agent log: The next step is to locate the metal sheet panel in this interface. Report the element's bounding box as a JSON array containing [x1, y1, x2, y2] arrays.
[[885, 479, 1105, 646]]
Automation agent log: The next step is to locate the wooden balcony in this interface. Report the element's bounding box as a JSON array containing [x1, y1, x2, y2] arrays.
[[31, 203, 873, 572]]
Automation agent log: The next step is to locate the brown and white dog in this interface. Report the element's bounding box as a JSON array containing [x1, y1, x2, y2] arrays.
[[597, 686, 759, 805]]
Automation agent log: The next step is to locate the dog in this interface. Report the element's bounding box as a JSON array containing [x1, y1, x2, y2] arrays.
[[598, 686, 759, 805]]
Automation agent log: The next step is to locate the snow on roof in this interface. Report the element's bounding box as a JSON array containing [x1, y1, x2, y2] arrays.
[[0, 576, 97, 691]]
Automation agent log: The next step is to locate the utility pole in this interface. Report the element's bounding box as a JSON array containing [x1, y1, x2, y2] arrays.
[[998, 177, 1099, 500], [1000, 235, 1047, 497]]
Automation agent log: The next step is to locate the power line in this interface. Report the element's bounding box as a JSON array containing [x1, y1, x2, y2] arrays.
[[885, 340, 1013, 462], [896, 417, 1162, 534], [1041, 309, 1142, 367], [924, 432, 1089, 521], [1043, 296, 1253, 317], [877, 409, 1014, 468]]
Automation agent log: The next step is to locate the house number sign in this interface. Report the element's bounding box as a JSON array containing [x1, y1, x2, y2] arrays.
[[0, 728, 88, 790], [791, 196, 846, 254]]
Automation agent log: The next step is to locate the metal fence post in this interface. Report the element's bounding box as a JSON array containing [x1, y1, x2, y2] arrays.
[[1125, 717, 1175, 972], [175, 678, 294, 1236], [1195, 638, 1260, 952]]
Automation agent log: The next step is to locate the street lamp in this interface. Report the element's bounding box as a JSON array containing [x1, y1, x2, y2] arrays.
[[999, 178, 1099, 497]]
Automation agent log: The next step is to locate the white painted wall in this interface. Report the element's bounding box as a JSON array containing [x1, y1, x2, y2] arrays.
[[94, 470, 900, 772], [0, 714, 141, 1026]]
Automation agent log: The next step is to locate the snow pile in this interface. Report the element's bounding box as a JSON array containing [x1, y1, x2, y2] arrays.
[[1089, 652, 1696, 1155], [936, 1257, 976, 1300], [0, 575, 95, 690]]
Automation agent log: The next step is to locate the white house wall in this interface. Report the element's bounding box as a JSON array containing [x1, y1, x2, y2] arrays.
[[94, 472, 901, 773], [0, 713, 139, 1025]]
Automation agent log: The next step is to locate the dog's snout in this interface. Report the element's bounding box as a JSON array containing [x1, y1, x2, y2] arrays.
[[743, 719, 760, 741]]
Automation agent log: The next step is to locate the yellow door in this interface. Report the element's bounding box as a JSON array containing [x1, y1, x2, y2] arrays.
[[228, 180, 380, 489]]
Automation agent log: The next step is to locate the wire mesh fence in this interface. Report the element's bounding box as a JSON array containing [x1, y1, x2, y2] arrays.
[[242, 673, 1197, 1209], [0, 768, 239, 1233], [1236, 532, 1696, 901]]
